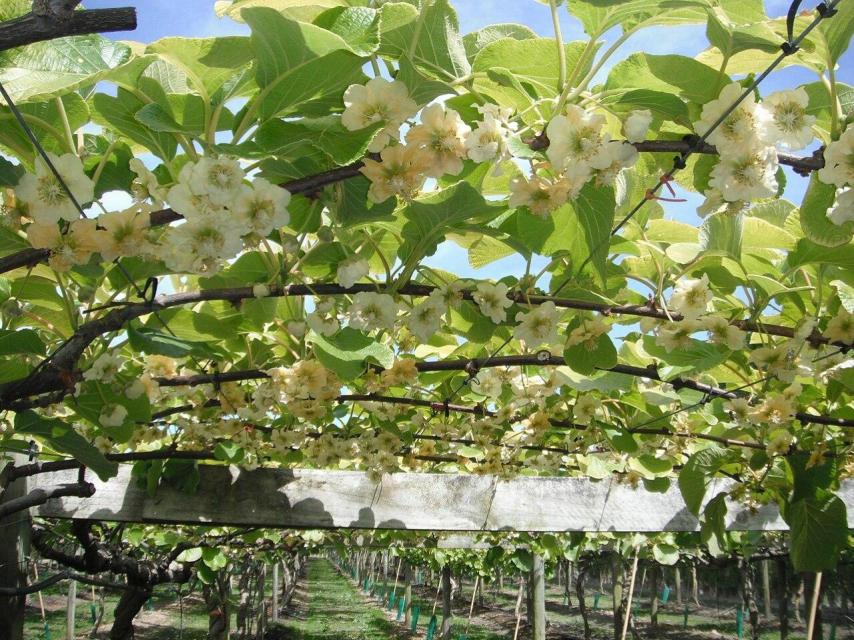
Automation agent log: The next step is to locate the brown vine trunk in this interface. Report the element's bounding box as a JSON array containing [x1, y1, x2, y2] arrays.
[[738, 560, 760, 640], [109, 584, 151, 640], [576, 563, 591, 640], [204, 571, 232, 640], [612, 554, 626, 640], [777, 557, 789, 640]]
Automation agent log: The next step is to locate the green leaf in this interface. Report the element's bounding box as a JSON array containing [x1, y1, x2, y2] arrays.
[[256, 116, 381, 166], [652, 543, 680, 566], [396, 57, 454, 105], [0, 92, 89, 162], [146, 36, 255, 104], [309, 327, 394, 380], [800, 173, 854, 247], [605, 53, 724, 105], [786, 490, 848, 572], [202, 547, 229, 570], [314, 7, 380, 56], [567, 0, 708, 37], [462, 23, 537, 60], [91, 88, 178, 161], [14, 410, 118, 481], [72, 382, 152, 441], [244, 7, 365, 121], [215, 441, 245, 464], [643, 335, 730, 376], [818, 0, 854, 65], [472, 38, 592, 113], [0, 329, 43, 356], [705, 7, 779, 60], [128, 324, 210, 358], [0, 156, 24, 187], [600, 425, 639, 453], [177, 547, 203, 563], [134, 95, 207, 136], [787, 239, 854, 271], [399, 182, 502, 276], [601, 88, 690, 126], [564, 333, 617, 376], [0, 34, 130, 103], [378, 0, 470, 83], [679, 445, 732, 516], [700, 491, 728, 548], [699, 211, 743, 258]]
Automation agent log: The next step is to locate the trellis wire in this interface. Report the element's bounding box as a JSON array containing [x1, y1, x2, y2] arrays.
[[551, 0, 843, 297]]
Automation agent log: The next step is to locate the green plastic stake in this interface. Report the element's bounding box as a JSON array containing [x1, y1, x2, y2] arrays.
[[43, 622, 51, 640], [411, 605, 421, 631], [397, 596, 406, 621], [683, 605, 689, 628], [457, 635, 467, 640], [736, 607, 744, 640], [593, 592, 601, 610], [90, 602, 97, 623], [426, 614, 438, 640], [829, 624, 837, 640], [660, 584, 671, 604], [145, 599, 154, 611], [388, 593, 397, 611]]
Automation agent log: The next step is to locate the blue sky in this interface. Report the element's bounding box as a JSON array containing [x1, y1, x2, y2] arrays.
[[85, 0, 852, 283]]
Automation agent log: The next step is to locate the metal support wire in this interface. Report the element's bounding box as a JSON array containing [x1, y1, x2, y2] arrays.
[[551, 0, 844, 297]]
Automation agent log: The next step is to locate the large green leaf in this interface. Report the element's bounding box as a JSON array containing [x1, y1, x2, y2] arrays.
[[705, 6, 779, 60], [605, 53, 724, 105], [398, 181, 503, 274], [91, 88, 179, 161], [0, 329, 44, 356], [786, 490, 848, 572], [819, 0, 854, 65], [378, 0, 470, 83], [309, 327, 394, 380], [515, 185, 615, 286], [314, 6, 381, 56], [462, 23, 537, 60], [135, 95, 208, 136], [567, 0, 709, 37], [472, 38, 591, 113], [679, 445, 733, 516], [255, 116, 381, 165], [14, 410, 118, 481], [643, 335, 730, 376], [799, 173, 854, 248], [787, 239, 854, 271], [699, 211, 743, 258], [215, 0, 350, 22], [146, 37, 255, 104], [0, 34, 131, 103], [244, 7, 365, 121], [0, 92, 89, 163]]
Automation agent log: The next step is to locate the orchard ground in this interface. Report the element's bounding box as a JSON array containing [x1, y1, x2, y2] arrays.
[[24, 557, 851, 640]]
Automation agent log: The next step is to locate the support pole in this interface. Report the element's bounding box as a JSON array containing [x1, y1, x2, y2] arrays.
[[272, 563, 279, 623], [620, 554, 640, 640], [66, 579, 77, 640], [530, 553, 546, 640], [441, 565, 452, 640], [806, 573, 823, 640]]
